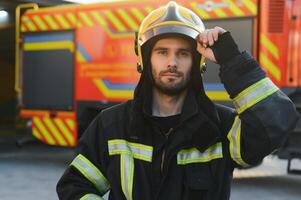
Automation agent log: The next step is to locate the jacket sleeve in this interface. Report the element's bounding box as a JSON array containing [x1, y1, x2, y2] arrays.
[[56, 113, 110, 200], [212, 32, 299, 168]]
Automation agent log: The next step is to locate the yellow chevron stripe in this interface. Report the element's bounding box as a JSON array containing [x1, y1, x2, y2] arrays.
[[225, 0, 245, 16], [44, 118, 68, 146], [93, 79, 133, 99], [90, 11, 107, 27], [117, 8, 139, 30], [260, 34, 280, 59], [104, 10, 127, 32], [21, 24, 26, 32], [130, 8, 145, 23], [55, 14, 71, 29], [43, 15, 59, 30], [76, 50, 86, 62], [33, 117, 56, 145], [54, 118, 75, 146], [90, 13, 134, 38], [260, 53, 281, 81], [213, 8, 227, 18], [65, 119, 75, 131], [189, 2, 210, 19], [66, 12, 81, 28], [24, 41, 74, 52], [79, 12, 94, 27], [242, 0, 257, 14], [32, 15, 47, 31], [22, 16, 37, 31], [144, 6, 153, 14], [206, 91, 230, 101], [32, 127, 42, 140]]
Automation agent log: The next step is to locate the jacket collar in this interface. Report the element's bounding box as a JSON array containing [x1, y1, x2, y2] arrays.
[[142, 89, 199, 122], [129, 89, 221, 152]]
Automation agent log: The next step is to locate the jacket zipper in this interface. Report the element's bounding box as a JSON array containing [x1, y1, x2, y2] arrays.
[[160, 128, 173, 174]]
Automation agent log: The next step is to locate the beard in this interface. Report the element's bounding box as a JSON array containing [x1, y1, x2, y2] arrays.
[[152, 68, 191, 96]]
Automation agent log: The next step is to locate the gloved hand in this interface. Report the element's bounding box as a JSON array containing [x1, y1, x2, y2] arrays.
[[196, 27, 241, 64]]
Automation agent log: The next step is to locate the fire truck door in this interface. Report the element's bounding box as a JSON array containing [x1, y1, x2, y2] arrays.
[[22, 31, 74, 111]]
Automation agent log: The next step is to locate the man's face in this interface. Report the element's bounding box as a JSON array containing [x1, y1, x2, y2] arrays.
[[150, 36, 193, 95]]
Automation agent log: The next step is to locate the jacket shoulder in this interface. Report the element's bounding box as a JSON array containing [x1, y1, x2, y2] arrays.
[[98, 100, 132, 128]]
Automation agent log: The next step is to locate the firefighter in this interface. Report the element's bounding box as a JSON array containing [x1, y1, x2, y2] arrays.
[[57, 1, 298, 200]]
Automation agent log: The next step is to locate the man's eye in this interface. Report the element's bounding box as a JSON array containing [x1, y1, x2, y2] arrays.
[[158, 51, 167, 55], [179, 51, 190, 57]]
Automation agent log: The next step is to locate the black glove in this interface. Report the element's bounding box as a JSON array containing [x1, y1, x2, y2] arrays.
[[210, 32, 241, 64]]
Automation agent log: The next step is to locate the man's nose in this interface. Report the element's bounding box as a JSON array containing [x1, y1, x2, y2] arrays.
[[167, 54, 177, 68]]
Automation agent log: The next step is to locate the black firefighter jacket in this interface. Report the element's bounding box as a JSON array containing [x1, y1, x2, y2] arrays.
[[57, 39, 299, 200]]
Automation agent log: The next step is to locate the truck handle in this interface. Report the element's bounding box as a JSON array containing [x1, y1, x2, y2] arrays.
[[15, 3, 39, 94]]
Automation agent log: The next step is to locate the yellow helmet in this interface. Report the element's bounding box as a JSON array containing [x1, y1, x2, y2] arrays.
[[135, 1, 206, 73]]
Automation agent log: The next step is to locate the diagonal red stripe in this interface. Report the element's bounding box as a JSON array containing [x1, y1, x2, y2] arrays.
[[52, 118, 72, 146], [32, 123, 46, 143], [40, 118, 60, 145]]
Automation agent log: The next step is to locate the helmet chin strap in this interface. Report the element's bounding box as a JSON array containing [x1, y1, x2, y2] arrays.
[[136, 63, 143, 73], [200, 63, 207, 74]]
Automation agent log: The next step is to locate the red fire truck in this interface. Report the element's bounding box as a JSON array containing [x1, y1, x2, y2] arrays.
[[15, 0, 301, 173]]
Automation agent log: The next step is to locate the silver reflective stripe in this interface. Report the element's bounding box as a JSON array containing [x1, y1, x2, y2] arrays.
[[108, 139, 153, 162], [108, 140, 146, 200], [227, 116, 249, 167], [120, 154, 134, 200], [177, 142, 223, 165], [71, 154, 110, 194], [233, 78, 279, 114], [80, 193, 104, 200]]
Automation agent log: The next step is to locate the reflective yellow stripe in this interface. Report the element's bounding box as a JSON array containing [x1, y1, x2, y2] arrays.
[[260, 34, 280, 59], [108, 139, 153, 162], [77, 50, 86, 62], [65, 118, 75, 131], [213, 8, 227, 18], [44, 117, 67, 146], [33, 117, 55, 145], [71, 154, 110, 194], [32, 15, 47, 30], [93, 79, 133, 99], [66, 12, 81, 28], [242, 0, 257, 14], [260, 53, 281, 81], [225, 0, 245, 16], [189, 2, 210, 19], [108, 139, 137, 200], [43, 15, 59, 30], [24, 41, 74, 52], [55, 14, 71, 29], [233, 78, 279, 114], [104, 10, 126, 32], [177, 142, 223, 165], [117, 9, 139, 30], [227, 116, 249, 167], [120, 154, 134, 200], [91, 11, 107, 26], [79, 12, 94, 27], [21, 24, 26, 32], [205, 91, 230, 101], [130, 8, 145, 23], [22, 16, 37, 31], [54, 118, 75, 146], [80, 193, 104, 200], [32, 127, 42, 140]]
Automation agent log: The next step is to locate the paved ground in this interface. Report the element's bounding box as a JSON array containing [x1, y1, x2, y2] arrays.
[[1, 127, 301, 200]]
